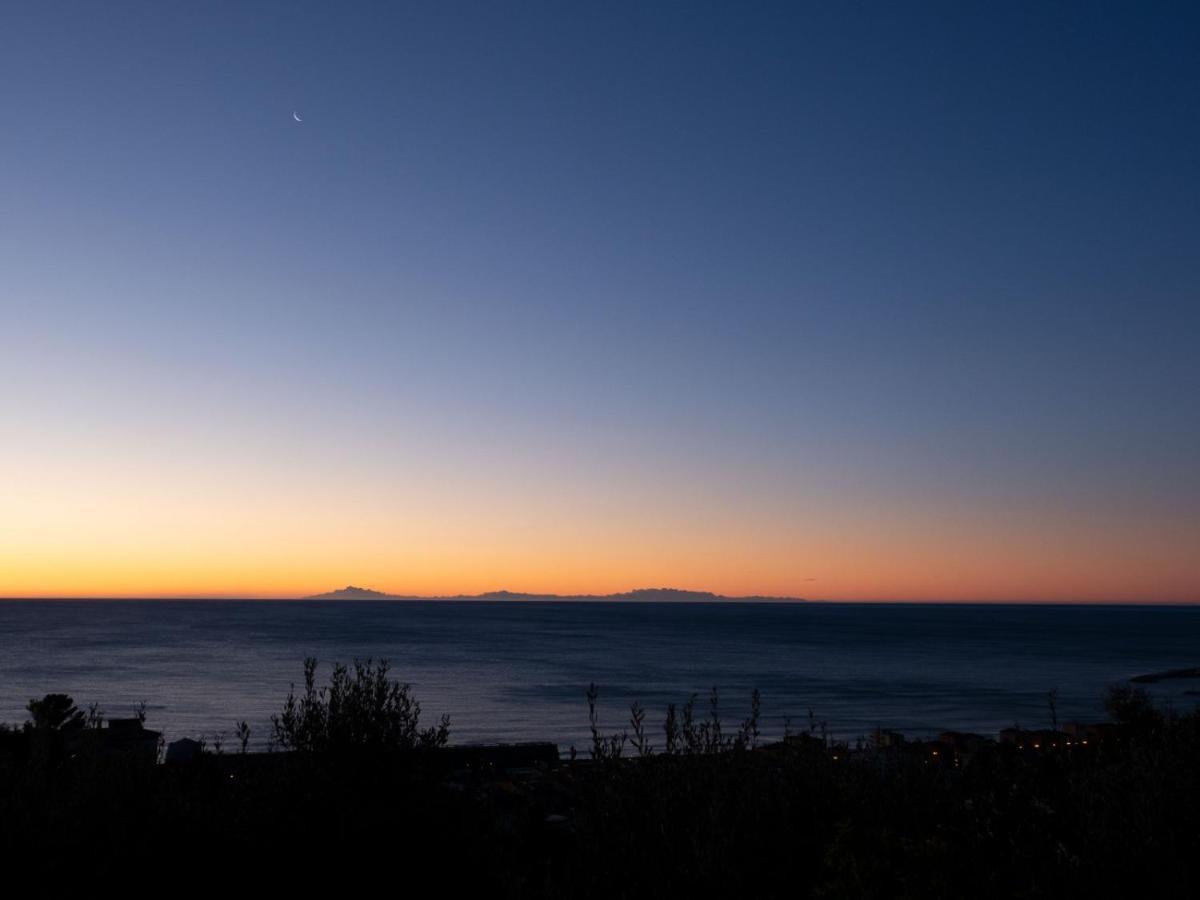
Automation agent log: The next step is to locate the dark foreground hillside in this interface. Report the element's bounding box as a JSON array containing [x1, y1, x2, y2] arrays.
[[1, 662, 1197, 897]]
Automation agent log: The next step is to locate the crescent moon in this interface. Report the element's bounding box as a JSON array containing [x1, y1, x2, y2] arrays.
[[292, 111, 303, 123]]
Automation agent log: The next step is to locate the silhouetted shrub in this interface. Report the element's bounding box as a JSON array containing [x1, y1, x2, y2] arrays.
[[4, 671, 1200, 896], [588, 685, 763, 760], [586, 682, 626, 760], [1104, 683, 1160, 731], [26, 694, 85, 732], [234, 720, 251, 754], [271, 657, 449, 753]]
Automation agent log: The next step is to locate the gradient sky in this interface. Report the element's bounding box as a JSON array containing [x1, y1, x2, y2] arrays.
[[2, 2, 1198, 601]]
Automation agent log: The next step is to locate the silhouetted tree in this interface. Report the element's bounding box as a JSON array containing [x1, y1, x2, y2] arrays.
[[1104, 683, 1161, 732], [26, 694, 85, 732]]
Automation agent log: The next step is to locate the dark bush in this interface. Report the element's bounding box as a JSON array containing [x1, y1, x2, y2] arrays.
[[270, 657, 449, 753], [2, 671, 1199, 897], [26, 694, 85, 732]]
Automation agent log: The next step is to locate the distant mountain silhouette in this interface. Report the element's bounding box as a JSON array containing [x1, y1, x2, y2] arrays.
[[303, 585, 804, 602], [304, 585, 394, 600], [615, 588, 721, 602]]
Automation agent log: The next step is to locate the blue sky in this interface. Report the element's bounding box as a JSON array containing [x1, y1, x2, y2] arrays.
[[2, 2, 1198, 599]]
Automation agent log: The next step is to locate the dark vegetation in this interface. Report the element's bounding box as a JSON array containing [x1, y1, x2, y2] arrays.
[[1, 661, 1198, 897], [270, 657, 449, 753]]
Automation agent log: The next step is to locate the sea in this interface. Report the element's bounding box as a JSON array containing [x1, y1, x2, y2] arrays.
[[1, 600, 1198, 750]]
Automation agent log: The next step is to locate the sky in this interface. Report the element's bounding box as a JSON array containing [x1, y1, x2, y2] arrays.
[[1, 1, 1197, 601]]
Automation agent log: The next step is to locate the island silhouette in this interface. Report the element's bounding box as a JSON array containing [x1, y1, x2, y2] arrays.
[[304, 585, 805, 602]]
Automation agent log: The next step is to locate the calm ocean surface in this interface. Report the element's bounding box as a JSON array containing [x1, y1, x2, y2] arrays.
[[1, 601, 1198, 750]]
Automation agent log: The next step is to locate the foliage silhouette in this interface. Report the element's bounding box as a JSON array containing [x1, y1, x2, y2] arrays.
[[587, 685, 764, 759], [271, 657, 449, 753], [2, 672, 1199, 897], [26, 695, 85, 732]]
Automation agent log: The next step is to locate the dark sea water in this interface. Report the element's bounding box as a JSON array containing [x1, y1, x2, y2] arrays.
[[1, 601, 1198, 750]]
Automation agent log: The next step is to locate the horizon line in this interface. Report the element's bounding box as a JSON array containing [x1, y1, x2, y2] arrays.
[[1, 594, 1197, 606]]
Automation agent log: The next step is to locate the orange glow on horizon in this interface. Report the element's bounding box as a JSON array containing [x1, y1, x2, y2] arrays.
[[3, 518, 1196, 603], [2, 428, 1197, 604]]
